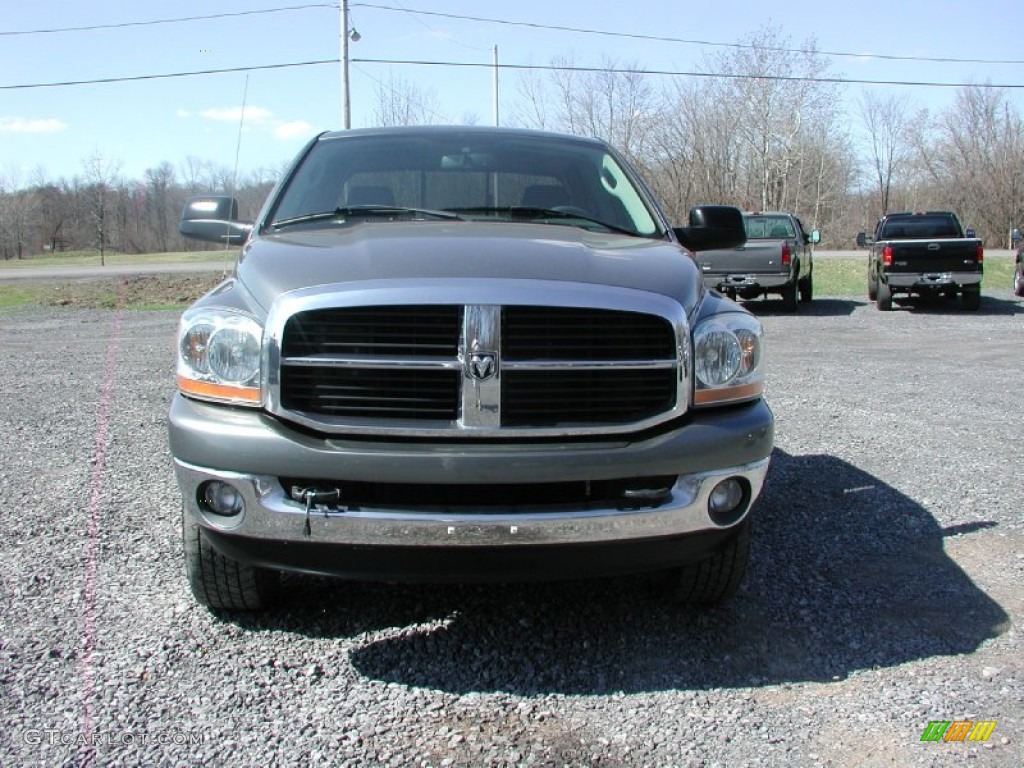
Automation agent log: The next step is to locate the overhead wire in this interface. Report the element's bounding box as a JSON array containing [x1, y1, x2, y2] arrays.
[[351, 3, 1024, 66], [4, 58, 1022, 91]]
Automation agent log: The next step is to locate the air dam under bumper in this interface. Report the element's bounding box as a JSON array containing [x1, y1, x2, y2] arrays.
[[169, 394, 773, 579]]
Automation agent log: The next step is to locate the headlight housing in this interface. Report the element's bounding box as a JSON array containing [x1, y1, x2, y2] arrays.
[[177, 309, 262, 405], [692, 313, 765, 406]]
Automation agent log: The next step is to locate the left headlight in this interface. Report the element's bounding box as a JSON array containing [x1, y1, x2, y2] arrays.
[[176, 309, 262, 406], [692, 313, 765, 406]]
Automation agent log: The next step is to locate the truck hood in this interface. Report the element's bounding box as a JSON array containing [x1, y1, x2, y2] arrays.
[[234, 221, 702, 313]]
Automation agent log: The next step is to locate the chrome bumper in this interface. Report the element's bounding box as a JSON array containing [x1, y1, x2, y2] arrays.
[[174, 458, 770, 547], [704, 273, 792, 291], [886, 271, 982, 288], [169, 393, 774, 549]]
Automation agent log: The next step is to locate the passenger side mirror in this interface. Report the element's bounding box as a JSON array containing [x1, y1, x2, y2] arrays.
[[179, 196, 253, 245], [673, 205, 746, 252], [855, 231, 868, 248], [965, 228, 976, 238], [808, 229, 821, 245]]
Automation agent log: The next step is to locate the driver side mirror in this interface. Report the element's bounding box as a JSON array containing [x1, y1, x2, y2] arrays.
[[673, 205, 746, 252], [179, 196, 253, 245]]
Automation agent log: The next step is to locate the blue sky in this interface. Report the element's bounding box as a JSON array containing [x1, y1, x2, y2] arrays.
[[0, 0, 1021, 184]]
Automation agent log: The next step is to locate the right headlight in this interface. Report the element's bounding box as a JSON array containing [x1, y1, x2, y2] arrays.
[[692, 313, 765, 406], [177, 308, 263, 406]]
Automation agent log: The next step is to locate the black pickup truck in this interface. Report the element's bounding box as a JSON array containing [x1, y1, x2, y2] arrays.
[[859, 211, 983, 311]]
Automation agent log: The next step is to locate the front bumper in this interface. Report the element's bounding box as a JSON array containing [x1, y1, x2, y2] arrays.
[[169, 394, 773, 578]]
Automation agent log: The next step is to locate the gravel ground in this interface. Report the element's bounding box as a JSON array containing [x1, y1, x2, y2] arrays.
[[0, 290, 1021, 767]]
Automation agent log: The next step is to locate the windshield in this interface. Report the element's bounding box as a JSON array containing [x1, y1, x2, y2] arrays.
[[266, 131, 662, 237]]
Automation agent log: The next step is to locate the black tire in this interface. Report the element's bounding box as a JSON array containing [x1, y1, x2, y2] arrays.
[[799, 268, 813, 303], [660, 518, 751, 604], [876, 280, 893, 311], [781, 279, 798, 312], [867, 270, 878, 301], [1014, 262, 1024, 297], [183, 510, 279, 611], [961, 286, 981, 311]]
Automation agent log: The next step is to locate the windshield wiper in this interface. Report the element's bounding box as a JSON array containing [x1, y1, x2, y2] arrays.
[[271, 205, 465, 229], [447, 206, 643, 237]]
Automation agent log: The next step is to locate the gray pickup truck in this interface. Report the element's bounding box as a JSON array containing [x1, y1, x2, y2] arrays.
[[859, 211, 983, 311], [170, 126, 774, 612], [694, 211, 819, 311]]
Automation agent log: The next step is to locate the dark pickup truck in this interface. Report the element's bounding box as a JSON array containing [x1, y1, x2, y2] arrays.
[[859, 211, 983, 311], [695, 212, 819, 312]]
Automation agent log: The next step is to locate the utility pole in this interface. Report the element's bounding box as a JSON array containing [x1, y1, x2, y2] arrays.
[[340, 0, 351, 128]]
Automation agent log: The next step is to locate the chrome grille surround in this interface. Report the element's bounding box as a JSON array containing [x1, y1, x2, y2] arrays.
[[264, 278, 690, 437]]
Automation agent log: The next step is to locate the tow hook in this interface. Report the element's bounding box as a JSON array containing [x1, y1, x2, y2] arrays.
[[290, 487, 343, 537]]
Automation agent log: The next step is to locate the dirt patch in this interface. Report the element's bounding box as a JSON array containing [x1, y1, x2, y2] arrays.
[[23, 273, 227, 310]]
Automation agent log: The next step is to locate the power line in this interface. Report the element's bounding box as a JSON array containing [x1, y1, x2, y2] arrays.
[[352, 3, 1024, 67], [351, 58, 1024, 90], [0, 3, 335, 36], [0, 60, 337, 90], [2, 57, 1021, 92]]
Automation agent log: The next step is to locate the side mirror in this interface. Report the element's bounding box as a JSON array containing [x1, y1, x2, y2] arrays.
[[808, 229, 821, 245], [855, 231, 868, 248], [179, 196, 253, 245], [965, 228, 976, 238], [673, 205, 746, 252]]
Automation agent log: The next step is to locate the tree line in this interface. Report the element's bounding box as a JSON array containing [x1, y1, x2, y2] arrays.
[[2, 26, 1022, 259]]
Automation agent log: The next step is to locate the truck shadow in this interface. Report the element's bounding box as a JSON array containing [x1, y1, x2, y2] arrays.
[[239, 449, 1010, 694], [890, 293, 1024, 316], [741, 297, 865, 317]]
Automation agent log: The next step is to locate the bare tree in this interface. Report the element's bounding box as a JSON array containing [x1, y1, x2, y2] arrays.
[[857, 92, 921, 217], [81, 152, 122, 265], [371, 73, 441, 126]]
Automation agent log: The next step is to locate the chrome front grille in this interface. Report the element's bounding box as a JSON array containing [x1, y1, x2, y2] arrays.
[[268, 286, 689, 437]]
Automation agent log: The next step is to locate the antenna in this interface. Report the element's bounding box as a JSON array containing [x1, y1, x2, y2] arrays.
[[226, 74, 249, 250]]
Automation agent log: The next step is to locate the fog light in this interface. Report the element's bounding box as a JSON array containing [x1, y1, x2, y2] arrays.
[[199, 481, 245, 517], [708, 477, 747, 525]]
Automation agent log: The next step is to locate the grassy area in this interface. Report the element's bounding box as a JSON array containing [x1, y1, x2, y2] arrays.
[[0, 249, 235, 270], [0, 256, 1015, 310], [814, 254, 1013, 296]]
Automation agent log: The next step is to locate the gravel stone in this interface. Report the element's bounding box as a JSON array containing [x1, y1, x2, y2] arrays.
[[0, 293, 1022, 767]]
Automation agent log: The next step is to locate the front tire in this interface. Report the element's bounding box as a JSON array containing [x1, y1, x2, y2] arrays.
[[1014, 261, 1024, 297], [183, 509, 279, 611], [876, 280, 893, 311], [659, 518, 751, 604]]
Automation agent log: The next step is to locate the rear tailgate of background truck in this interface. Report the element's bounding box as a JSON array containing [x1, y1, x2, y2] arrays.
[[696, 239, 788, 278], [885, 239, 981, 274]]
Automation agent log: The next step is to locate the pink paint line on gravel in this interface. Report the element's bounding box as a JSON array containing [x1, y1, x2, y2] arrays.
[[79, 309, 123, 767]]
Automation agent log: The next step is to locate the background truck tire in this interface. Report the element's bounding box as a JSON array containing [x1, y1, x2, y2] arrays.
[[183, 510, 280, 611], [961, 286, 981, 311], [659, 518, 751, 604], [1014, 261, 1024, 297], [781, 279, 799, 312], [868, 271, 878, 301], [799, 269, 813, 303], [876, 280, 893, 311]]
